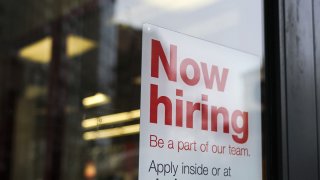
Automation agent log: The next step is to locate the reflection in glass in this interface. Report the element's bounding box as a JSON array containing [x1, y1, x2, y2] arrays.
[[0, 0, 262, 180]]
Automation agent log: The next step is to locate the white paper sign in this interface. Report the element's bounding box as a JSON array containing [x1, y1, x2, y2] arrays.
[[139, 24, 262, 180]]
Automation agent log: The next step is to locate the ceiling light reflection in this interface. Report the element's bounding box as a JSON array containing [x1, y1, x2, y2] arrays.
[[19, 34, 96, 63], [83, 124, 140, 140], [145, 0, 218, 11], [82, 93, 110, 108], [67, 34, 96, 58], [82, 109, 140, 129], [19, 37, 52, 63]]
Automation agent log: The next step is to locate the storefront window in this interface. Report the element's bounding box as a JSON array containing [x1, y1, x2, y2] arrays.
[[0, 0, 263, 180]]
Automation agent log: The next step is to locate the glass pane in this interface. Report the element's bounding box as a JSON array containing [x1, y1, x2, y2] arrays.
[[0, 0, 263, 180]]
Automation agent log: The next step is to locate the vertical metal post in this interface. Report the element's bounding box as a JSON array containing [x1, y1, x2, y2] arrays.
[[44, 21, 67, 180]]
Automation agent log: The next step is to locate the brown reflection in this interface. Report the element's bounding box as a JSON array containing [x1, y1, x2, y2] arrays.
[[0, 0, 141, 180]]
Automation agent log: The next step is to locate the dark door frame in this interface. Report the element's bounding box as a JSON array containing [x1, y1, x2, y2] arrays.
[[264, 0, 320, 179]]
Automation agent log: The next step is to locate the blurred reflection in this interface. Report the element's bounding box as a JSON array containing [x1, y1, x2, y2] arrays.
[[19, 37, 52, 63], [113, 0, 263, 55], [144, 0, 216, 11], [1, 0, 141, 179], [82, 93, 111, 108], [19, 35, 96, 63], [84, 124, 140, 140], [82, 109, 140, 129], [84, 161, 97, 180]]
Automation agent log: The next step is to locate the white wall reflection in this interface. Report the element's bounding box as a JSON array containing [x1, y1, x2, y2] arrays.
[[113, 0, 263, 56]]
